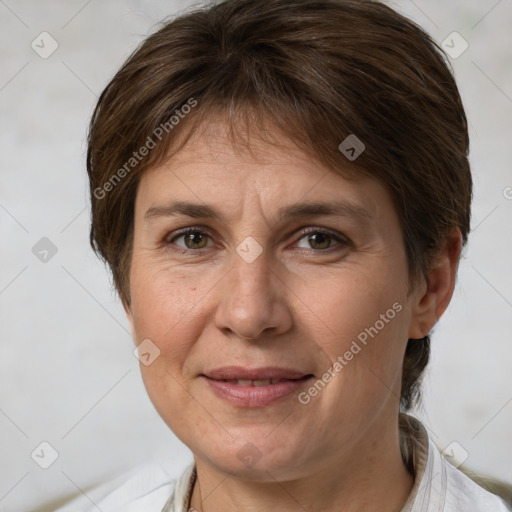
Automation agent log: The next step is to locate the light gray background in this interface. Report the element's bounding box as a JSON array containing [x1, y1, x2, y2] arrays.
[[0, 1, 511, 511]]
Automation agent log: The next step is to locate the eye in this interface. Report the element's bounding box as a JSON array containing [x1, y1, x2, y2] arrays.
[[167, 228, 213, 252], [165, 226, 350, 254], [294, 228, 348, 251]]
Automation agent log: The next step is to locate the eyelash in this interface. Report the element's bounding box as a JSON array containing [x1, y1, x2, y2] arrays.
[[164, 226, 351, 255]]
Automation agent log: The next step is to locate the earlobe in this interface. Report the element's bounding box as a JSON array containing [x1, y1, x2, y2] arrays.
[[408, 228, 463, 339]]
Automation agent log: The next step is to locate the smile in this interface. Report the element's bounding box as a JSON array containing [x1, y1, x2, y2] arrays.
[[201, 367, 314, 407]]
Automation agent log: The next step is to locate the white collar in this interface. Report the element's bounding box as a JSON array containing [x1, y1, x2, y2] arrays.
[[161, 460, 196, 511]]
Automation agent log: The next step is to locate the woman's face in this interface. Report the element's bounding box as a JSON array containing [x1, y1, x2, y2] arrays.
[[126, 121, 425, 481]]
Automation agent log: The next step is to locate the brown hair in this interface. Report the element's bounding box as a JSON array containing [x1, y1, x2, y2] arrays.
[[87, 0, 471, 411]]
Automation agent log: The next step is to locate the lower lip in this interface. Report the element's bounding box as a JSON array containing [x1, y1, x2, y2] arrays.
[[202, 376, 313, 407]]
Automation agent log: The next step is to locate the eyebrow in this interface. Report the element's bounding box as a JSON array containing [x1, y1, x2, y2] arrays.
[[144, 199, 372, 225]]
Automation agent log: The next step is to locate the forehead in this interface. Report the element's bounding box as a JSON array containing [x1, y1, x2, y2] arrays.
[[168, 117, 326, 169], [135, 117, 391, 227], [142, 117, 363, 188]]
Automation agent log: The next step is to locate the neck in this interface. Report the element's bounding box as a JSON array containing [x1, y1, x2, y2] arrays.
[[189, 414, 415, 512]]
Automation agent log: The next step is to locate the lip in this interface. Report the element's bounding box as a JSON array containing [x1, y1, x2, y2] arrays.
[[203, 366, 310, 381], [201, 366, 314, 408]]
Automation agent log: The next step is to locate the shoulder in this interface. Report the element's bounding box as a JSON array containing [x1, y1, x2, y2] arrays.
[[54, 460, 184, 512], [420, 435, 510, 511], [400, 413, 511, 512], [439, 447, 511, 511]]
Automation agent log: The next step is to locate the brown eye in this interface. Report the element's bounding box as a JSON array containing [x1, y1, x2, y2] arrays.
[[306, 232, 332, 250], [295, 229, 347, 251], [183, 231, 209, 249], [169, 229, 212, 251]]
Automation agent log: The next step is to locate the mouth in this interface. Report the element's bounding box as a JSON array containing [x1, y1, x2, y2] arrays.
[[203, 366, 312, 381], [201, 366, 314, 407], [212, 378, 306, 386]]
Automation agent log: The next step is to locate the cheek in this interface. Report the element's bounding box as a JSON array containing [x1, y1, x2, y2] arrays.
[[305, 279, 407, 424], [130, 264, 209, 422], [302, 268, 410, 417], [129, 261, 208, 369], [306, 262, 408, 354], [130, 257, 201, 326]]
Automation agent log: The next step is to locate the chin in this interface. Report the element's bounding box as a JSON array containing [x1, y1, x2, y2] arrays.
[[192, 433, 310, 481]]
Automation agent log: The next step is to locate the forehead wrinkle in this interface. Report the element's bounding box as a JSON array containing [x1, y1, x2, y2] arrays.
[[143, 198, 374, 230], [143, 128, 376, 229]]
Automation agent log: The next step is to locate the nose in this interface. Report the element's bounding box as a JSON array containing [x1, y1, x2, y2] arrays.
[[213, 247, 293, 341]]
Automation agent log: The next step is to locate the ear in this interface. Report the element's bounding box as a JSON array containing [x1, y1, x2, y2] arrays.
[[408, 228, 463, 339]]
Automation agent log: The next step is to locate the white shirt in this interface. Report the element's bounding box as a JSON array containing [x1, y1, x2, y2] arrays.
[[54, 414, 511, 511]]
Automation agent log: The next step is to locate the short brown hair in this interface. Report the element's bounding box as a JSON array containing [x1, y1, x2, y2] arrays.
[[87, 0, 472, 411]]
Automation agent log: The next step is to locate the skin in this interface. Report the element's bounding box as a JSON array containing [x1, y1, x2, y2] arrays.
[[125, 119, 462, 512]]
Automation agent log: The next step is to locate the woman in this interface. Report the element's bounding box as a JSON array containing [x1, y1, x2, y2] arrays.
[[56, 0, 511, 510]]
